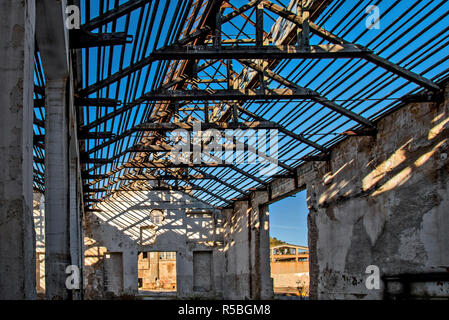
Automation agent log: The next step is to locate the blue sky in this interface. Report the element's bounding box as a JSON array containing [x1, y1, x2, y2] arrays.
[[71, 0, 449, 173], [33, 1, 449, 209], [269, 190, 308, 246]]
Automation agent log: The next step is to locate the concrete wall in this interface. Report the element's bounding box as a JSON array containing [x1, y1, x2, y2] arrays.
[[307, 86, 449, 299], [83, 190, 224, 299], [271, 261, 309, 295], [216, 85, 449, 300], [0, 0, 36, 300], [222, 192, 273, 300], [223, 201, 251, 299], [82, 87, 449, 300]]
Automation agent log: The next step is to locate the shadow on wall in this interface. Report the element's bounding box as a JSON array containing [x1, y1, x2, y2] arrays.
[[308, 97, 449, 299], [84, 190, 218, 300]]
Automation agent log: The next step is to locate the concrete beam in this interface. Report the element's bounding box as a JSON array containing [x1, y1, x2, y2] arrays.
[[0, 0, 37, 300], [249, 191, 273, 299]]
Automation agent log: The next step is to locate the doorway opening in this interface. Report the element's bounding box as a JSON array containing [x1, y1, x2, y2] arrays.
[[193, 251, 213, 292], [269, 190, 309, 298], [138, 251, 177, 292]]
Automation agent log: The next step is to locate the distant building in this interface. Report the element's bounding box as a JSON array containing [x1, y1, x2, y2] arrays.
[[270, 244, 309, 296]]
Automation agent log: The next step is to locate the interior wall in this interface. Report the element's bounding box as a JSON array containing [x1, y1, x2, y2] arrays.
[[307, 85, 449, 299], [223, 201, 251, 299], [222, 191, 273, 300], [83, 190, 224, 299]]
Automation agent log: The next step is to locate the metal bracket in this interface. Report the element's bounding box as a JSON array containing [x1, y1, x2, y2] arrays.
[[70, 29, 133, 48]]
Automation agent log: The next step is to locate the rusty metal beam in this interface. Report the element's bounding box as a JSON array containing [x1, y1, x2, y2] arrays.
[[82, 174, 109, 180], [120, 173, 214, 181], [151, 44, 370, 60], [78, 44, 364, 96], [142, 88, 316, 102], [119, 185, 202, 192], [124, 161, 232, 169], [221, 0, 260, 23], [182, 180, 232, 204], [34, 157, 44, 164], [85, 188, 107, 193], [240, 59, 376, 129], [192, 167, 246, 194], [133, 121, 280, 131], [235, 104, 328, 153]]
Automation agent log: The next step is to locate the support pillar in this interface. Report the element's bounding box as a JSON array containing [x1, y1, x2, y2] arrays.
[[249, 191, 273, 299], [69, 127, 83, 299], [68, 69, 84, 299], [0, 0, 37, 300], [45, 78, 71, 300], [258, 203, 273, 299]]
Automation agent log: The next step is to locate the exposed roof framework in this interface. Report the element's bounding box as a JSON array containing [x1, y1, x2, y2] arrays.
[[33, 0, 449, 209]]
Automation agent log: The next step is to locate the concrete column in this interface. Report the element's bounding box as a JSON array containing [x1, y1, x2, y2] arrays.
[[0, 0, 36, 300], [222, 208, 236, 299], [45, 78, 71, 300], [249, 191, 273, 300], [69, 111, 83, 299], [228, 201, 251, 299]]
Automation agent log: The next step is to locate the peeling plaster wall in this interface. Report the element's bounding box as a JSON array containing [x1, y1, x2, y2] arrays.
[[222, 192, 273, 300], [307, 87, 449, 299], [83, 190, 223, 299]]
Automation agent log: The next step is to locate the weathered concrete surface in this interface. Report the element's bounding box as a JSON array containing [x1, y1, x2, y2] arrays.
[[271, 260, 309, 296], [83, 190, 223, 299], [45, 79, 71, 300], [222, 194, 273, 300], [0, 0, 36, 300], [36, 0, 69, 81], [35, 0, 76, 300], [68, 80, 84, 299], [250, 192, 273, 299], [307, 86, 449, 299], [222, 201, 251, 299]]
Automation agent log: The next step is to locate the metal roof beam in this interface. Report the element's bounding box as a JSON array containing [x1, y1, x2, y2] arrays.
[[240, 59, 376, 129], [133, 121, 281, 131], [261, 0, 440, 92], [82, 0, 151, 31], [143, 88, 317, 101], [151, 44, 370, 60]]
